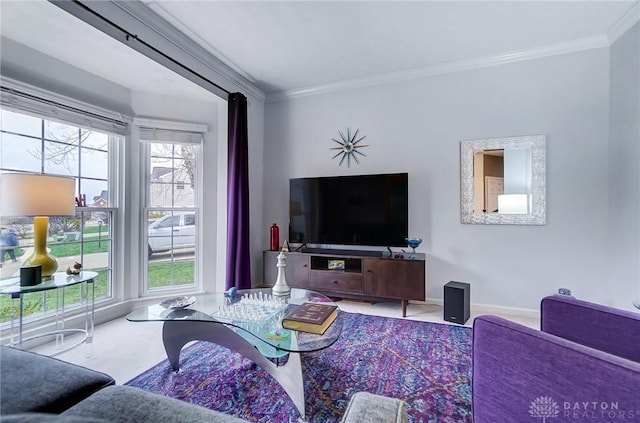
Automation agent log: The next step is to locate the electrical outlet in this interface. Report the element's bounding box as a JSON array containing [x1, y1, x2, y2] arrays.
[[558, 288, 572, 296]]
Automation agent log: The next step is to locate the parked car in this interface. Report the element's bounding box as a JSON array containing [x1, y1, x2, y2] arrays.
[[148, 212, 196, 257]]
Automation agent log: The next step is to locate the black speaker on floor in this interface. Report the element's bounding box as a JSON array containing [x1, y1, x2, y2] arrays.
[[444, 281, 470, 324]]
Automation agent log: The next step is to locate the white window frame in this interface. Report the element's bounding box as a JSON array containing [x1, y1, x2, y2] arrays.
[[0, 79, 125, 331], [135, 118, 206, 296]]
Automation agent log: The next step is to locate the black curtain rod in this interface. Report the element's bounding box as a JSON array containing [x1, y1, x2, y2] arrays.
[[70, 0, 231, 96]]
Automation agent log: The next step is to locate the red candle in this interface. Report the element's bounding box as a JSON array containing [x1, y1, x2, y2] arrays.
[[270, 223, 280, 251]]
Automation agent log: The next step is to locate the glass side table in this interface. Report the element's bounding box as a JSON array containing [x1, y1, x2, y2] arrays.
[[0, 271, 97, 356]]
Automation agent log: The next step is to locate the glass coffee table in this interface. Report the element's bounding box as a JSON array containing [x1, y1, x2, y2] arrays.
[[126, 288, 342, 420]]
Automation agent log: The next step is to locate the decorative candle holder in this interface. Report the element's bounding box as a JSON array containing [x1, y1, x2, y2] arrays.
[[405, 237, 423, 260]]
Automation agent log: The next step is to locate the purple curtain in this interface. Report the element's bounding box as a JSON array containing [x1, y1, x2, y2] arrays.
[[226, 92, 251, 289]]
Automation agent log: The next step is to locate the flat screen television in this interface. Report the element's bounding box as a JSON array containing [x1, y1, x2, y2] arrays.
[[289, 173, 408, 248]]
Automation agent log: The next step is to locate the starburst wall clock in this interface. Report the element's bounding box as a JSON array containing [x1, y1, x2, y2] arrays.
[[330, 128, 369, 167]]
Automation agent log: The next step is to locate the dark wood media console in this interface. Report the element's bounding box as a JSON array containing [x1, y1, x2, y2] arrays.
[[262, 250, 425, 317]]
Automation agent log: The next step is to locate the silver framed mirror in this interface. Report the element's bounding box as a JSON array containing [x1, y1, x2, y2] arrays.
[[460, 134, 546, 225]]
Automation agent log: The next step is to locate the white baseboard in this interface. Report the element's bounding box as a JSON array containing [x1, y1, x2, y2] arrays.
[[416, 297, 540, 320], [469, 301, 539, 320]]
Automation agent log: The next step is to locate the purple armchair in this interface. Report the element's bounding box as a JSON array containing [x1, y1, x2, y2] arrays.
[[472, 295, 640, 422]]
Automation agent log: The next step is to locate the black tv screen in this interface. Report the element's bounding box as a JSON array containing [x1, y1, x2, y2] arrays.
[[289, 173, 408, 247]]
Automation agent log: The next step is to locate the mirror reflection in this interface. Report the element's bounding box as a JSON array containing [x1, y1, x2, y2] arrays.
[[461, 135, 546, 225], [473, 148, 532, 214]]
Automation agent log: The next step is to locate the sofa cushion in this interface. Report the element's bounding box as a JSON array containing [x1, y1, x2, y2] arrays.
[[0, 346, 115, 414], [62, 386, 248, 423]]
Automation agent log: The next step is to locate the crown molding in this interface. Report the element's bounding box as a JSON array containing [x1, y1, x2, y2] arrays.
[[266, 34, 609, 103], [53, 1, 265, 103], [607, 1, 640, 44], [113, 1, 266, 102], [143, 2, 257, 85], [111, 1, 266, 102]]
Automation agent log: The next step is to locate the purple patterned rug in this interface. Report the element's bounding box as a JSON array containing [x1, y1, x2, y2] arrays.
[[125, 312, 472, 422]]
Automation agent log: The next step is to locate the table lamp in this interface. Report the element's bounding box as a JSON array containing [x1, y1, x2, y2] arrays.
[[0, 173, 76, 279]]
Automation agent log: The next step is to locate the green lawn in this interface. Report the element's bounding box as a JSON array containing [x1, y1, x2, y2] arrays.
[[14, 225, 109, 241], [49, 241, 109, 257], [7, 242, 107, 260], [5, 226, 110, 262], [83, 225, 109, 235], [148, 261, 195, 288], [0, 261, 194, 323]]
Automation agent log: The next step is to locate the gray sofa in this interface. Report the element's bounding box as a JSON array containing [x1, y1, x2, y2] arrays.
[[0, 346, 407, 422]]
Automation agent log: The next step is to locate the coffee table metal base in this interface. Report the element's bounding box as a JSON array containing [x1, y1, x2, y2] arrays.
[[162, 320, 306, 420]]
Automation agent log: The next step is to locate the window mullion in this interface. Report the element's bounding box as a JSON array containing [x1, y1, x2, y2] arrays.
[[40, 119, 45, 173]]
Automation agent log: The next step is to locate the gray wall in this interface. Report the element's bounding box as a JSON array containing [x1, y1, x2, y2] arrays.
[[0, 37, 132, 114], [609, 22, 640, 307], [265, 47, 614, 311]]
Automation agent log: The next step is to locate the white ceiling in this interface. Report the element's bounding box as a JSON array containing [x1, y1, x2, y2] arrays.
[[145, 0, 637, 94], [1, 1, 638, 101]]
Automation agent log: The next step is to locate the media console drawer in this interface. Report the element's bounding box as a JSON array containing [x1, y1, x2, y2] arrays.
[[309, 270, 363, 294]]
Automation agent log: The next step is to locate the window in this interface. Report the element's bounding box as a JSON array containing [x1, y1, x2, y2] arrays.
[[143, 138, 201, 292], [0, 108, 119, 324]]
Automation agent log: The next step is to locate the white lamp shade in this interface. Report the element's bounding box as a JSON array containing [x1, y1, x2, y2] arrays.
[[0, 173, 76, 216]]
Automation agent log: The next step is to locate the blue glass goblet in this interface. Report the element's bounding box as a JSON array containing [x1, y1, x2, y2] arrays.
[[405, 237, 423, 260]]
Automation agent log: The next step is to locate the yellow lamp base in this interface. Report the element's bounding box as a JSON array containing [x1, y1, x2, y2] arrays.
[[22, 216, 58, 279], [22, 252, 58, 279]]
